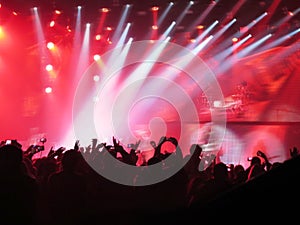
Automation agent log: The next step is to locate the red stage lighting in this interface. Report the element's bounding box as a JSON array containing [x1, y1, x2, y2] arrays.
[[151, 6, 159, 12], [101, 8, 109, 13]]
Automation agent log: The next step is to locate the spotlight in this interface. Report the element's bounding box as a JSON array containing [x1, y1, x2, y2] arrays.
[[93, 75, 100, 82], [47, 42, 54, 50], [45, 87, 52, 94], [232, 37, 238, 43], [49, 20, 55, 27], [101, 8, 109, 13], [93, 54, 101, 61], [197, 25, 204, 29], [152, 25, 158, 30], [54, 10, 61, 15], [45, 64, 53, 71], [151, 6, 159, 11], [95, 34, 101, 40]]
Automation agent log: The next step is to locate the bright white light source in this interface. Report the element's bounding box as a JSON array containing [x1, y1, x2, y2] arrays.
[[45, 64, 53, 71], [93, 75, 100, 82], [45, 87, 52, 93]]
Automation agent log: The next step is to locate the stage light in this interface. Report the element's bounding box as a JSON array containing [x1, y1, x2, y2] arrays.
[[101, 8, 109, 13], [151, 6, 159, 12], [46, 64, 53, 71], [232, 37, 238, 42], [152, 25, 158, 30], [95, 34, 101, 40], [106, 27, 112, 31], [197, 25, 204, 30], [77, 6, 82, 10], [47, 42, 54, 50], [55, 10, 61, 15], [49, 20, 55, 27], [45, 87, 52, 94], [190, 1, 194, 5], [93, 75, 100, 82], [0, 26, 4, 39], [12, 12, 18, 16], [93, 54, 101, 61]]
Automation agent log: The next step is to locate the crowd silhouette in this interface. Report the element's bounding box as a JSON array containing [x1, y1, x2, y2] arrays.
[[0, 136, 299, 225]]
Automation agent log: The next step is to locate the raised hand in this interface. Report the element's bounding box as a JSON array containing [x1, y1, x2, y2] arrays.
[[132, 139, 141, 150], [74, 140, 80, 151], [112, 136, 121, 147], [168, 137, 178, 147]]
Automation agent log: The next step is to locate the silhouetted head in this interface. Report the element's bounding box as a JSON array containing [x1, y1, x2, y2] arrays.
[[189, 144, 202, 156], [61, 149, 81, 172], [250, 156, 261, 166], [0, 144, 23, 170], [213, 162, 228, 181]]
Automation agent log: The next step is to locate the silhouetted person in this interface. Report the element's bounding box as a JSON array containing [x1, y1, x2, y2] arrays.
[[245, 156, 266, 180], [189, 162, 232, 206], [47, 149, 88, 225], [0, 144, 38, 225]]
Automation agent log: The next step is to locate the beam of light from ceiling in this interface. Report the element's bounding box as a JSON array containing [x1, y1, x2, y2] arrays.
[[157, 2, 174, 27], [185, 0, 218, 34], [260, 0, 281, 27], [32, 7, 49, 81], [215, 12, 268, 55], [240, 12, 268, 36], [236, 33, 272, 58], [70, 38, 134, 147], [102, 23, 132, 77], [70, 6, 82, 81], [273, 8, 300, 28], [258, 28, 300, 53], [73, 6, 82, 48], [96, 7, 109, 35], [187, 20, 219, 49], [75, 23, 91, 78], [192, 35, 214, 54], [207, 18, 236, 46], [214, 34, 252, 75], [159, 21, 176, 40], [220, 0, 246, 26], [174, 1, 193, 27], [111, 4, 131, 44]]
